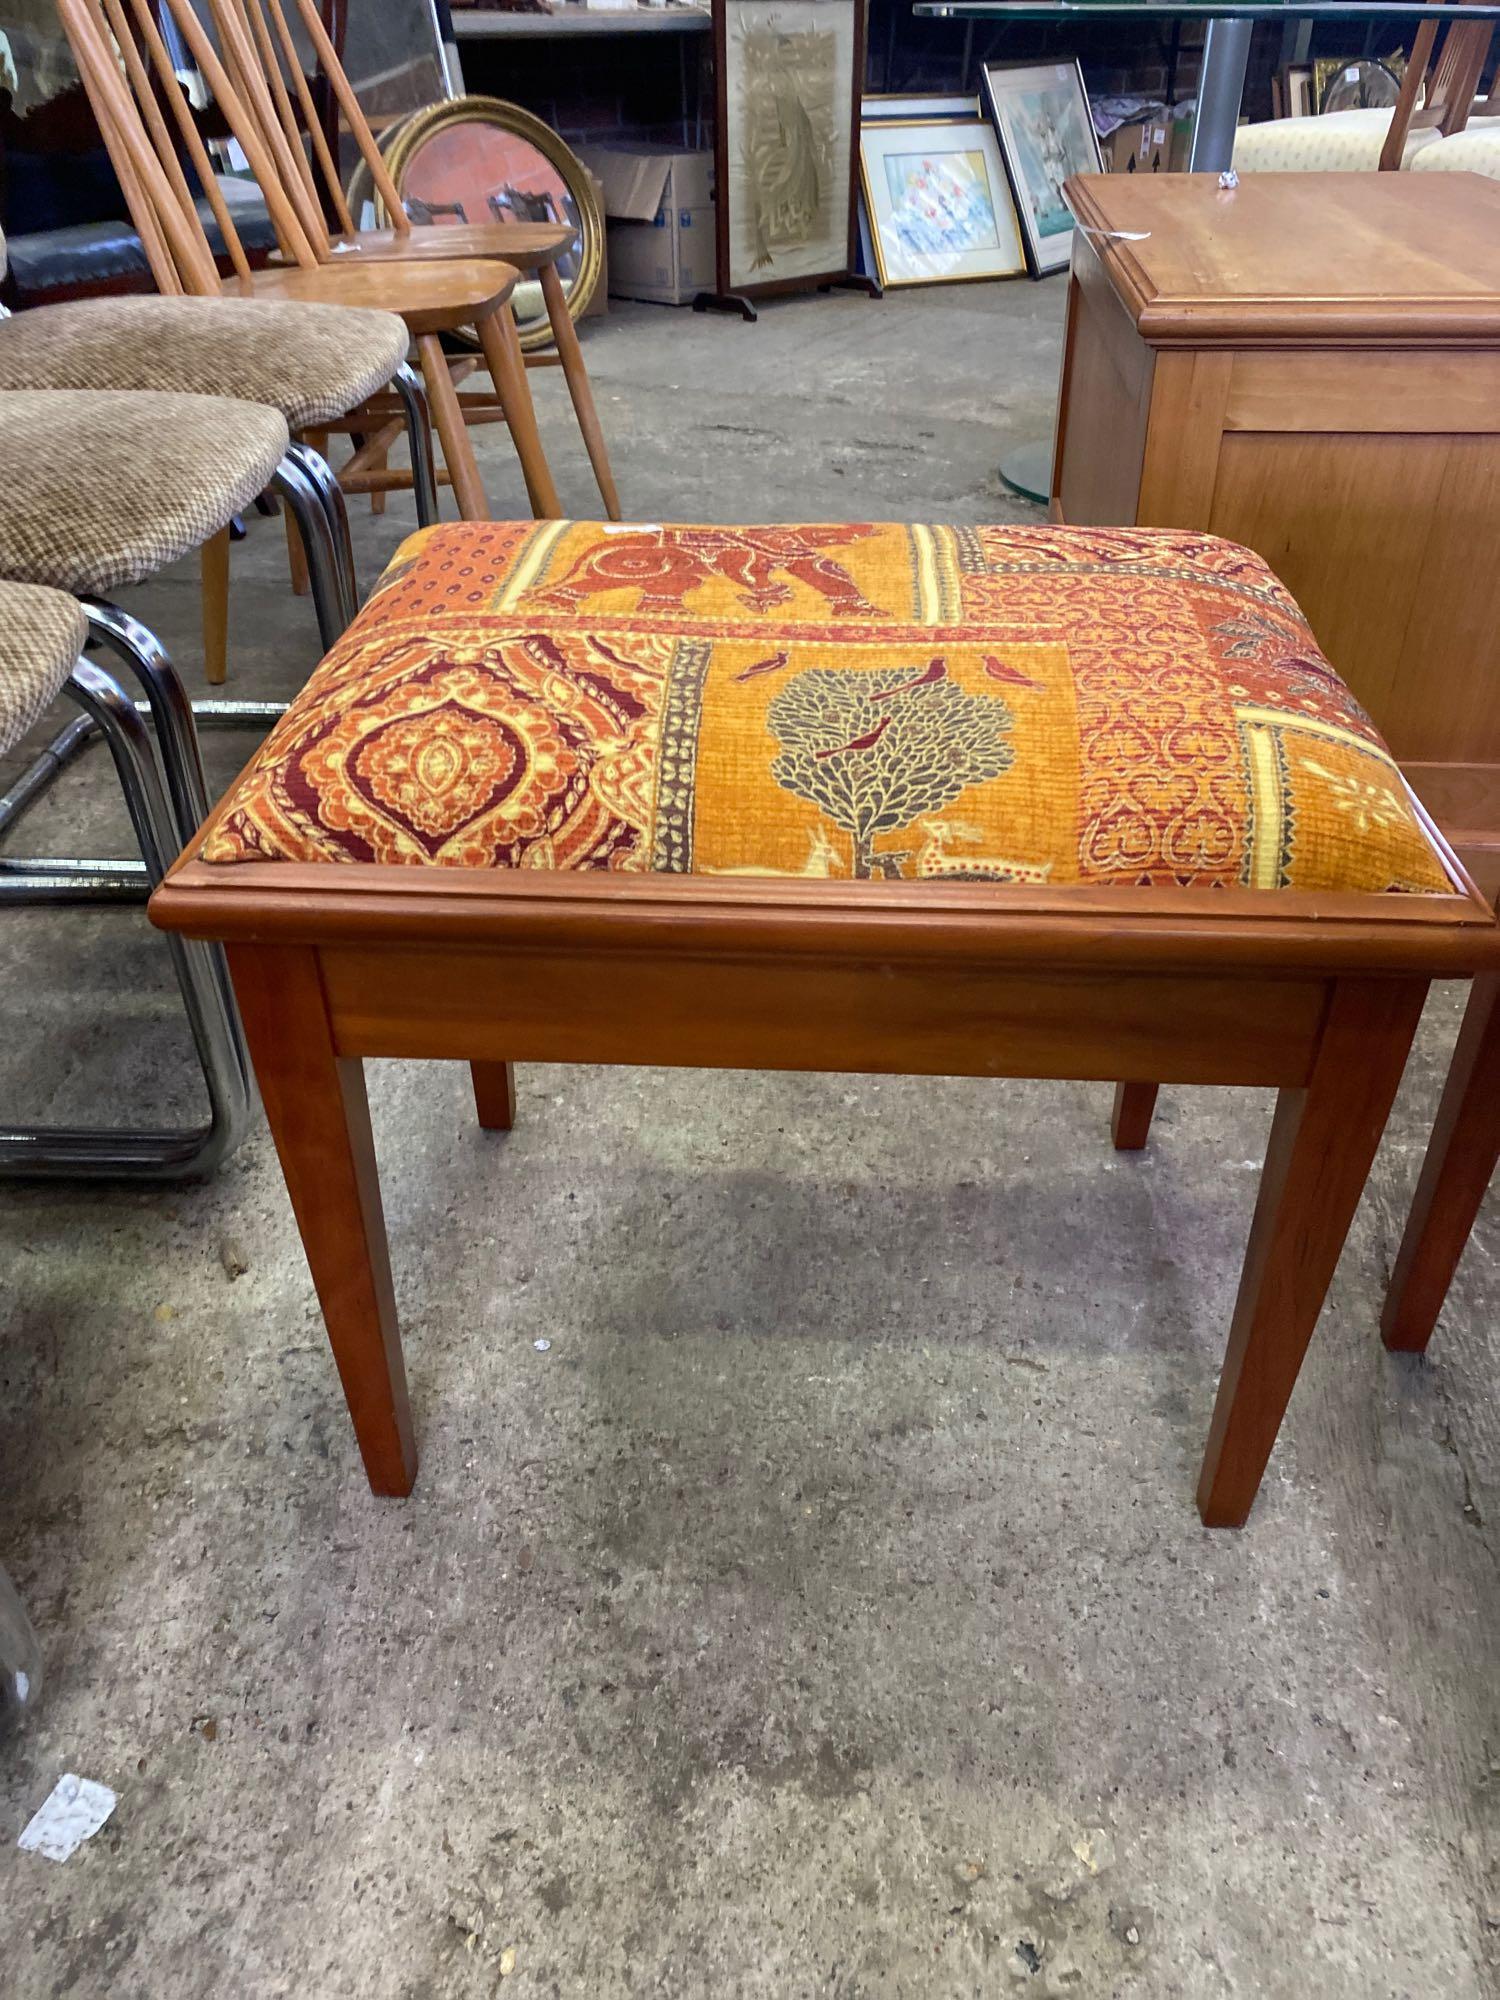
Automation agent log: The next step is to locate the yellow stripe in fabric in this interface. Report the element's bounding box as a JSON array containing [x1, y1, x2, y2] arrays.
[[910, 524, 942, 624], [1237, 706, 1397, 766], [1244, 722, 1285, 889], [930, 525, 963, 624], [493, 519, 571, 611]]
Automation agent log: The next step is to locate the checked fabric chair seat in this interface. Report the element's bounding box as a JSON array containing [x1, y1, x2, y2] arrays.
[[0, 389, 288, 596], [0, 296, 410, 431], [0, 581, 88, 754], [197, 519, 1451, 897]]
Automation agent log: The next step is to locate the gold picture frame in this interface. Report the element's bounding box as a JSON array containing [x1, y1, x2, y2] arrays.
[[858, 115, 1026, 289]]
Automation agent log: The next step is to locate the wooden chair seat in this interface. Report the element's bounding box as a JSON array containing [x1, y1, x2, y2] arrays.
[[320, 223, 577, 272], [149, 521, 1500, 1527], [225, 256, 520, 339]]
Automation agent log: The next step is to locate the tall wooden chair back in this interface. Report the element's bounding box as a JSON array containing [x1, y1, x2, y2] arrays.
[[56, 0, 330, 293], [1380, 2, 1495, 168], [195, 0, 415, 253]]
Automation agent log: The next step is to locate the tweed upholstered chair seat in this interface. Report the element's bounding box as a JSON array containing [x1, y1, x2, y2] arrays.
[[0, 297, 410, 430], [198, 519, 1451, 896], [0, 580, 87, 752], [0, 389, 288, 596]]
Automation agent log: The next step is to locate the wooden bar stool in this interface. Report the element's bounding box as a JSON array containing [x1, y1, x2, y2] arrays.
[[148, 521, 1500, 1527]]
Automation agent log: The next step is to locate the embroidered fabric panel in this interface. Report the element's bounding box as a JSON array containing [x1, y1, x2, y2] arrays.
[[201, 520, 1451, 895]]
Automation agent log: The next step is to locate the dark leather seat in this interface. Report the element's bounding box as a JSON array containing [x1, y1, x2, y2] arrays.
[[5, 197, 279, 303]]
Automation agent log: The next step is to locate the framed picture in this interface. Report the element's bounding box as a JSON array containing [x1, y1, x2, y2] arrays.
[[1316, 57, 1400, 114], [981, 60, 1102, 277], [1276, 63, 1316, 119], [712, 0, 866, 301], [859, 117, 1025, 288], [862, 93, 980, 122]]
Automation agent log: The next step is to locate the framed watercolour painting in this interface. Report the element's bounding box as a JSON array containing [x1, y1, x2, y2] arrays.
[[982, 60, 1102, 276], [859, 118, 1025, 287], [710, 0, 867, 307]]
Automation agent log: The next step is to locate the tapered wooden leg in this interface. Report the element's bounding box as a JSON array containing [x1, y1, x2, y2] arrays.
[[201, 527, 230, 685], [539, 261, 620, 521], [1197, 977, 1428, 1528], [1383, 975, 1500, 1353], [470, 1060, 517, 1132], [1111, 1080, 1159, 1150], [417, 333, 490, 523], [227, 943, 416, 1496], [475, 304, 563, 520]]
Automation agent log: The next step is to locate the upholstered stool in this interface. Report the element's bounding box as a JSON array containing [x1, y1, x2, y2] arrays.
[[150, 521, 1500, 1525]]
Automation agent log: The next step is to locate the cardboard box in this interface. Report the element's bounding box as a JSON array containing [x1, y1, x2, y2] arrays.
[[1104, 109, 1195, 174], [578, 146, 715, 305]]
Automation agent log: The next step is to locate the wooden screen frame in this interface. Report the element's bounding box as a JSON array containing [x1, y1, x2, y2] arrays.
[[709, 0, 867, 304]]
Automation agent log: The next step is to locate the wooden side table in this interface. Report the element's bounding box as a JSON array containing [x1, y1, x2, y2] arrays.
[[1053, 170, 1500, 895]]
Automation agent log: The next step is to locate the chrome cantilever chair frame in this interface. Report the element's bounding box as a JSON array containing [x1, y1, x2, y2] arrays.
[[0, 382, 439, 1174], [0, 389, 443, 902], [0, 646, 251, 1179]]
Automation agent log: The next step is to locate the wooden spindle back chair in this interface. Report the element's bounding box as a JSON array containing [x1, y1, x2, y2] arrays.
[[189, 0, 621, 518], [57, 0, 561, 526]]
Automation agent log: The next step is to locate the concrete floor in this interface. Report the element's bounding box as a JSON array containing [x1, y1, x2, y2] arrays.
[[1, 282, 1497, 2000]]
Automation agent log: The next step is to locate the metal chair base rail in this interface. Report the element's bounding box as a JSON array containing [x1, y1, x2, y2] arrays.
[[0, 656, 251, 1181], [0, 686, 286, 904]]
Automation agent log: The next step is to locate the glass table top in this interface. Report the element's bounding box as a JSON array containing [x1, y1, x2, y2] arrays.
[[916, 2, 1500, 16]]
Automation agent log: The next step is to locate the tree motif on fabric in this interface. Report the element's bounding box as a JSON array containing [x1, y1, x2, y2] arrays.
[[768, 661, 1014, 877]]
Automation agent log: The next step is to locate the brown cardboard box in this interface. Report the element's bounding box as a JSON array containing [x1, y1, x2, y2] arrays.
[[577, 146, 715, 305], [1104, 110, 1194, 174]]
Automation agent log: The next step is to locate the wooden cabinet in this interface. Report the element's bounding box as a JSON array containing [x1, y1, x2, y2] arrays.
[[1053, 171, 1500, 891]]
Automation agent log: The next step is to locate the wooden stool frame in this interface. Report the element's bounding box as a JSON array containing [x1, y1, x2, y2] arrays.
[[1382, 972, 1500, 1351], [151, 810, 1500, 1530], [1118, 973, 1500, 1356]]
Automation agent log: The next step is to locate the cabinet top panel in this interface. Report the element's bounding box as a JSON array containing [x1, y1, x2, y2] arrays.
[[1066, 172, 1500, 347]]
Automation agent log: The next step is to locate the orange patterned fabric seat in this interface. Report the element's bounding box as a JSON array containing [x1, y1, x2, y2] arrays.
[[202, 520, 1450, 894]]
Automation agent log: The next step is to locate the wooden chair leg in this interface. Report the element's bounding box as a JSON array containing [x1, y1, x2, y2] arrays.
[[201, 526, 230, 685], [227, 942, 416, 1497], [1196, 977, 1428, 1528], [416, 332, 491, 523], [470, 1060, 516, 1132], [475, 304, 563, 520], [538, 261, 620, 521], [1383, 974, 1500, 1354], [1111, 1080, 1159, 1150]]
